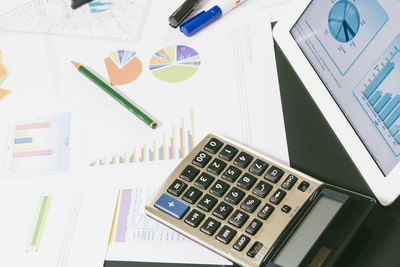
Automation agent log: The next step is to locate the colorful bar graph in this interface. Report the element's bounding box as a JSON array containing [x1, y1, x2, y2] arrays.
[[29, 196, 52, 249], [89, 109, 195, 166], [363, 62, 394, 98]]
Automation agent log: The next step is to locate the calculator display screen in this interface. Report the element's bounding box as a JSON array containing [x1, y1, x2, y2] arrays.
[[272, 195, 343, 266], [290, 0, 400, 176]]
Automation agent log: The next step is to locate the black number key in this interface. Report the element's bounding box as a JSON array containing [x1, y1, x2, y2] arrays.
[[258, 203, 274, 220], [234, 152, 253, 168], [247, 241, 264, 258], [265, 166, 284, 183], [252, 181, 273, 198], [216, 225, 237, 244], [207, 158, 227, 175], [222, 165, 242, 182], [270, 189, 286, 205], [229, 210, 249, 228], [246, 219, 263, 235], [237, 173, 257, 190], [219, 145, 238, 161], [200, 217, 221, 236], [182, 186, 202, 204], [192, 151, 211, 168], [184, 209, 205, 227], [225, 187, 245, 205], [213, 201, 233, 220], [197, 194, 218, 212], [233, 234, 251, 251], [167, 179, 187, 196], [240, 195, 261, 213], [209, 179, 230, 197], [281, 174, 298, 190], [194, 172, 215, 190], [180, 165, 200, 182], [249, 159, 269, 176], [204, 138, 223, 154]]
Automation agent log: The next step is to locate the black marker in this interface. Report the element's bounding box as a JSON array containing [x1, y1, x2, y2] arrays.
[[169, 0, 202, 28], [71, 0, 93, 9]]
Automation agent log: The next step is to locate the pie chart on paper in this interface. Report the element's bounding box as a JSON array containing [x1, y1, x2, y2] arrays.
[[149, 45, 201, 83], [104, 50, 142, 86]]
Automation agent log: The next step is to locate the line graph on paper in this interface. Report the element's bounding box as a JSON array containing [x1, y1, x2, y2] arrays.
[[112, 188, 190, 244], [0, 0, 151, 42]]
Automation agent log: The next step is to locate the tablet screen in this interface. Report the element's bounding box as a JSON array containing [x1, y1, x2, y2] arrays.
[[290, 0, 400, 176]]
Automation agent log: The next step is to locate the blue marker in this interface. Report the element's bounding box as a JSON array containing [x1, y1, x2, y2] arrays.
[[180, 0, 247, 37]]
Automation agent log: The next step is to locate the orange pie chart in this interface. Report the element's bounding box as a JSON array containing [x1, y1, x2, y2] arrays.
[[104, 50, 142, 86]]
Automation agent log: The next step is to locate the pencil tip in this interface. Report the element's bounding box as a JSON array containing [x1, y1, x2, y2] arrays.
[[71, 61, 80, 69]]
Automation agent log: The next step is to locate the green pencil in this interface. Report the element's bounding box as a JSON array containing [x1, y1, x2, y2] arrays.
[[72, 61, 157, 129]]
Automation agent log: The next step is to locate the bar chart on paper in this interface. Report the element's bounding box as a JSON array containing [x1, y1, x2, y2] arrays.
[[354, 34, 400, 156], [90, 109, 195, 166], [6, 113, 71, 176]]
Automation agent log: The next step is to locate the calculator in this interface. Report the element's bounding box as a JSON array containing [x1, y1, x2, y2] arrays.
[[145, 134, 375, 267]]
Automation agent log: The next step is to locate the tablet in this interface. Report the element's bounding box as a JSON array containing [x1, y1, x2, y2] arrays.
[[273, 0, 400, 206]]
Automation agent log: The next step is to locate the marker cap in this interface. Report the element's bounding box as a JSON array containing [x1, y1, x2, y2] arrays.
[[180, 6, 222, 37]]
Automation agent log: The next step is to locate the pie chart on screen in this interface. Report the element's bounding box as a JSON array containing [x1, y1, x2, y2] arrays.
[[104, 50, 142, 86], [149, 45, 200, 83]]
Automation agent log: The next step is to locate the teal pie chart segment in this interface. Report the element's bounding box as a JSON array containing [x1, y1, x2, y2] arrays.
[[328, 0, 360, 43]]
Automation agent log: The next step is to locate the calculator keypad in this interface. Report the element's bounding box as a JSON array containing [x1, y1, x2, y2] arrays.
[[147, 134, 321, 267]]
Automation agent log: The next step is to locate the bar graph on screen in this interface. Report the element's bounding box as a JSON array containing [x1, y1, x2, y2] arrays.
[[6, 113, 71, 176], [89, 109, 195, 166], [354, 34, 400, 156]]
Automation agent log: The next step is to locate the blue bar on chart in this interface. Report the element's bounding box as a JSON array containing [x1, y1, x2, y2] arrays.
[[384, 105, 400, 128], [379, 95, 400, 121], [389, 125, 400, 136], [14, 137, 33, 144], [368, 91, 382, 106], [363, 62, 394, 98], [374, 93, 392, 113]]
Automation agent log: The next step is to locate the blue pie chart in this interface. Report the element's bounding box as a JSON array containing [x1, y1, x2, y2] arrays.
[[328, 0, 360, 43]]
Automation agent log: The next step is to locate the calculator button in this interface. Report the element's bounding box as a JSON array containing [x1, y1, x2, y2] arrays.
[[269, 189, 286, 205], [281, 205, 292, 213], [298, 181, 310, 192], [154, 193, 190, 219], [258, 203, 274, 220], [264, 166, 284, 183], [281, 174, 298, 190], [246, 218, 263, 235], [207, 158, 227, 175], [204, 138, 224, 154], [184, 209, 205, 227], [182, 186, 203, 204], [200, 217, 221, 236], [180, 165, 200, 182], [219, 145, 238, 161], [192, 151, 212, 168], [194, 172, 215, 190], [222, 165, 242, 182], [249, 159, 269, 176], [252, 181, 273, 198], [228, 210, 249, 228], [233, 234, 251, 251], [240, 195, 261, 213], [209, 179, 230, 197], [167, 179, 188, 196], [197, 194, 218, 212], [237, 173, 257, 190], [234, 152, 254, 168], [247, 241, 264, 258], [225, 187, 245, 205], [213, 201, 234, 220], [216, 225, 237, 244]]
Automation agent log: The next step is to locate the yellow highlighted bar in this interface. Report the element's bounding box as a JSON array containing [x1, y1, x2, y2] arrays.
[[13, 143, 39, 152]]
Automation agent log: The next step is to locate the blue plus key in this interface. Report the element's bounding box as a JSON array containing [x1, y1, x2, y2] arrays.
[[154, 193, 190, 219]]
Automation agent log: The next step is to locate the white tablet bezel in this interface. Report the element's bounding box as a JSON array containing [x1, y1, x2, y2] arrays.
[[273, 0, 400, 206]]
